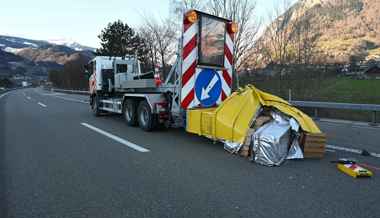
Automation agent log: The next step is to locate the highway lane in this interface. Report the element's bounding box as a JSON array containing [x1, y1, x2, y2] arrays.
[[1, 88, 380, 218], [317, 120, 380, 154]]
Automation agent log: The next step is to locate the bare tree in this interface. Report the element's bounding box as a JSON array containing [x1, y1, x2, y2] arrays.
[[182, 0, 204, 10], [141, 17, 177, 77], [292, 4, 318, 65], [200, 0, 261, 88], [207, 0, 226, 16], [206, 0, 260, 72], [139, 25, 158, 71], [264, 0, 294, 66]]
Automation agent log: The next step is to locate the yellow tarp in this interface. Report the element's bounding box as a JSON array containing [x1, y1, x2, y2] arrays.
[[187, 85, 321, 144]]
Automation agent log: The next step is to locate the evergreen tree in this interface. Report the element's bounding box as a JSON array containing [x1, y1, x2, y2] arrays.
[[97, 20, 152, 71]]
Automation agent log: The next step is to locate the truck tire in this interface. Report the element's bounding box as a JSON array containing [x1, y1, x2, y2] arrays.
[[91, 95, 102, 117], [137, 101, 156, 131], [123, 99, 137, 126]]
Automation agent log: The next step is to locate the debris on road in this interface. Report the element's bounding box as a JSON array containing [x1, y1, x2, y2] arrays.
[[361, 149, 371, 156], [286, 137, 304, 160], [224, 141, 242, 154], [251, 117, 291, 166], [333, 159, 373, 178], [238, 144, 250, 158], [187, 85, 326, 166], [359, 163, 380, 171], [249, 110, 306, 166], [300, 132, 327, 158]]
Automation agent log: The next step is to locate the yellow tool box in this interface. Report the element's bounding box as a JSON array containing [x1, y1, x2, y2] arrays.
[[336, 159, 373, 178]]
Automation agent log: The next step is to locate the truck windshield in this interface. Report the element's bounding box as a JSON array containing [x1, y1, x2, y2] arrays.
[[199, 15, 225, 67], [116, 64, 128, 73]]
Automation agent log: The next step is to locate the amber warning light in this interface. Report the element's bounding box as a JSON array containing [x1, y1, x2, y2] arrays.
[[185, 10, 198, 23], [227, 22, 238, 34]]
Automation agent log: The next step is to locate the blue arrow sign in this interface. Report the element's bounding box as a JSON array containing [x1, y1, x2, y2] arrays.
[[195, 68, 222, 107]]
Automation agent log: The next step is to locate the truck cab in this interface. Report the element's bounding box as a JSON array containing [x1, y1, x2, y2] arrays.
[[88, 56, 150, 95]]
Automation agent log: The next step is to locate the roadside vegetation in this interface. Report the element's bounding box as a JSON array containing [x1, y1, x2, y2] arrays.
[[242, 73, 380, 122]]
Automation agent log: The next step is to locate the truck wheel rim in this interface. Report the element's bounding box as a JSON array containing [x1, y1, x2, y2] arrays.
[[125, 105, 132, 121], [92, 101, 97, 111], [140, 108, 149, 126]]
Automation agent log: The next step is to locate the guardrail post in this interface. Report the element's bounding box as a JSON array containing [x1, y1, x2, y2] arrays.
[[371, 111, 378, 126], [314, 108, 319, 120]]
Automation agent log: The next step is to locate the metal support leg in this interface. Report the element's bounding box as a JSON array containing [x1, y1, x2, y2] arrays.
[[371, 111, 378, 126], [314, 108, 319, 120]]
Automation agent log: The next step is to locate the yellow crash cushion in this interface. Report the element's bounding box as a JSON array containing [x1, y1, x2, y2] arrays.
[[186, 85, 321, 144]]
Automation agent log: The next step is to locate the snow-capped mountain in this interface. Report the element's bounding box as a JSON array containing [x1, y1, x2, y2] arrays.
[[0, 35, 95, 52], [0, 35, 50, 50], [0, 35, 94, 77], [48, 38, 95, 52]]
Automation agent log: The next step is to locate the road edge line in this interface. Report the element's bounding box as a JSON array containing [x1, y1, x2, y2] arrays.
[[0, 92, 9, 99], [52, 95, 88, 104], [326, 144, 380, 158]]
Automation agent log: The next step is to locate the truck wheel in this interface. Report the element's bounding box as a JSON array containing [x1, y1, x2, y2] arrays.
[[123, 99, 137, 126], [137, 101, 156, 131], [91, 95, 101, 117]]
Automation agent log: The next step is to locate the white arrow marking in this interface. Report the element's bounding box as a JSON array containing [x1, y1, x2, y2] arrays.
[[38, 102, 47, 108], [201, 75, 219, 100]]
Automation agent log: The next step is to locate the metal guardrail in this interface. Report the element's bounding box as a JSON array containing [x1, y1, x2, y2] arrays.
[[1, 87, 21, 95], [51, 88, 89, 95], [50, 88, 380, 125], [290, 100, 380, 125]]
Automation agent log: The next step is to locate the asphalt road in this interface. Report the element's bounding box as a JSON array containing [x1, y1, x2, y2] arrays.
[[1, 88, 379, 218]]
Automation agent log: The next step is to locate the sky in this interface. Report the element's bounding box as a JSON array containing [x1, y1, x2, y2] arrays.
[[0, 0, 296, 48]]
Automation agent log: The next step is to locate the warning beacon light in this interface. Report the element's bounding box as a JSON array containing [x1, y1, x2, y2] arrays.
[[185, 10, 198, 23], [227, 22, 238, 34]]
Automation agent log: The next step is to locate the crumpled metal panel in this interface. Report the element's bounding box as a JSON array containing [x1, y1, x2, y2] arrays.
[[286, 137, 304, 159], [223, 141, 243, 153], [289, 118, 300, 132], [252, 120, 290, 166], [271, 111, 289, 125]]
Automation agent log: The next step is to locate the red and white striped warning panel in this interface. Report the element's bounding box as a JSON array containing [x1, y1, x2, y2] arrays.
[[180, 11, 235, 109]]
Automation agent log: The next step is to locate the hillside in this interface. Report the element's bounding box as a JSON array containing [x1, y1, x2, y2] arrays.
[[258, 0, 380, 65], [0, 50, 29, 76], [0, 35, 94, 78]]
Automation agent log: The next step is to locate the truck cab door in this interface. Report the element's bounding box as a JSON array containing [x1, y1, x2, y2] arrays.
[[114, 59, 133, 89]]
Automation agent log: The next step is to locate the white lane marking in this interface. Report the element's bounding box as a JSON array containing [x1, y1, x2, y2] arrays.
[[0, 92, 9, 99], [81, 123, 150, 153], [38, 102, 47, 108], [41, 92, 66, 96], [35, 89, 88, 104], [325, 149, 336, 153], [51, 95, 88, 104], [26, 96, 31, 100], [326, 144, 380, 158]]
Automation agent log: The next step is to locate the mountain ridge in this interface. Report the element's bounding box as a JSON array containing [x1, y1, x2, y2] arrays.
[[0, 35, 94, 78], [256, 0, 380, 65]]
